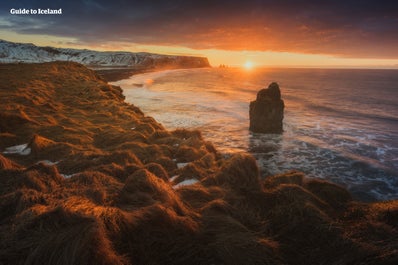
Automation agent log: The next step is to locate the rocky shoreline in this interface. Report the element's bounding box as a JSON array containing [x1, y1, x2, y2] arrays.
[[0, 62, 397, 264], [94, 67, 155, 82]]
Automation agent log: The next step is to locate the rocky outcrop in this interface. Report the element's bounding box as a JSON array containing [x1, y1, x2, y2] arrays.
[[249, 82, 284, 133]]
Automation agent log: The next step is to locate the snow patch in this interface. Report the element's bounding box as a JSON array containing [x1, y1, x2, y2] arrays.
[[177, 162, 189, 169], [61, 174, 74, 179], [172, 179, 199, 189], [37, 160, 59, 166], [3, 144, 31, 155]]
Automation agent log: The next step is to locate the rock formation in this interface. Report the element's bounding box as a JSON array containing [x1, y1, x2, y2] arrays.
[[249, 82, 284, 133]]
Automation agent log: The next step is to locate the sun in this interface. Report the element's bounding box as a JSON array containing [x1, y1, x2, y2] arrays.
[[243, 61, 254, 70]]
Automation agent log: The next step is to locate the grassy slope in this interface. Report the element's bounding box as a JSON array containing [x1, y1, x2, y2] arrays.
[[0, 62, 397, 265]]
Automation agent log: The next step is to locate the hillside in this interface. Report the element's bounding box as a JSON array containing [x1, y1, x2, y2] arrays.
[[0, 39, 210, 69], [0, 62, 397, 265]]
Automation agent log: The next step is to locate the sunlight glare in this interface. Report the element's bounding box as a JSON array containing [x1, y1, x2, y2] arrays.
[[244, 61, 254, 70]]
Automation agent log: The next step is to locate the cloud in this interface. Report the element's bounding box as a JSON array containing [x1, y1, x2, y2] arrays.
[[1, 0, 398, 58]]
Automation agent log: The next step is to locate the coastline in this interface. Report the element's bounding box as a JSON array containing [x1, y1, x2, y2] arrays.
[[94, 65, 212, 82], [0, 62, 397, 264], [94, 67, 153, 82], [114, 67, 398, 202]]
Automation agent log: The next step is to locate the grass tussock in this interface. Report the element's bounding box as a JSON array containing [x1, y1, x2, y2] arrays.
[[0, 62, 397, 265], [120, 169, 189, 216], [144, 162, 169, 181], [0, 154, 21, 170], [203, 153, 261, 192], [28, 134, 74, 160], [201, 214, 282, 265], [0, 133, 18, 149]]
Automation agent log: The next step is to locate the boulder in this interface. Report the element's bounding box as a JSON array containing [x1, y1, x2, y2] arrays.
[[249, 82, 284, 133]]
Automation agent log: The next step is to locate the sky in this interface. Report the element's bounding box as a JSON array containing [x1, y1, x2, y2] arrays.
[[1, 0, 398, 68]]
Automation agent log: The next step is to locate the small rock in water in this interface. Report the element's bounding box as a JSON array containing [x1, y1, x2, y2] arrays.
[[249, 82, 284, 133]]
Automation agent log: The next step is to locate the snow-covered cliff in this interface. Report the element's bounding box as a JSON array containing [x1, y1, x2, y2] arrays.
[[0, 40, 210, 68]]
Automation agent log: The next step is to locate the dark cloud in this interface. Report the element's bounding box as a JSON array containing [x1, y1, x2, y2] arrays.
[[1, 0, 398, 58]]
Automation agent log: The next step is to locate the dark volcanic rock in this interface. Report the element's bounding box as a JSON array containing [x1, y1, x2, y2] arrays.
[[249, 82, 284, 133]]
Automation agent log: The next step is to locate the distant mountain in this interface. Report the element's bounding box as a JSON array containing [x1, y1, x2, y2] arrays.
[[0, 39, 210, 69]]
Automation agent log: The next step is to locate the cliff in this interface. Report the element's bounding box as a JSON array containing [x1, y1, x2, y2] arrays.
[[0, 62, 397, 265], [0, 39, 210, 69]]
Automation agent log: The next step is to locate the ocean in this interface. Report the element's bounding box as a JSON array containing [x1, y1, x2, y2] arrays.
[[111, 67, 398, 201]]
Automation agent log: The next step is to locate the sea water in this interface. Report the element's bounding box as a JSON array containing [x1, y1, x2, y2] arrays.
[[112, 67, 398, 201]]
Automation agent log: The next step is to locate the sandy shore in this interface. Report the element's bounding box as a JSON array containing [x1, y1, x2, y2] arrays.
[[94, 67, 155, 82], [0, 62, 397, 264]]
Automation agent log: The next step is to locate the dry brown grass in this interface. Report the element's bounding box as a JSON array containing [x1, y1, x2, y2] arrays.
[[203, 153, 261, 192], [0, 62, 397, 265], [0, 154, 21, 170]]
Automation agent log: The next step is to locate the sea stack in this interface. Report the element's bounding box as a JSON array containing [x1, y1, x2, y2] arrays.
[[249, 82, 284, 133]]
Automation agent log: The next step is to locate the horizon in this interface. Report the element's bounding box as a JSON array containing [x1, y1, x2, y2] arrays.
[[1, 1, 398, 69], [2, 38, 398, 70]]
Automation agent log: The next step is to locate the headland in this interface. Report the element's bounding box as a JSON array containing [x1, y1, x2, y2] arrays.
[[0, 62, 397, 264]]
